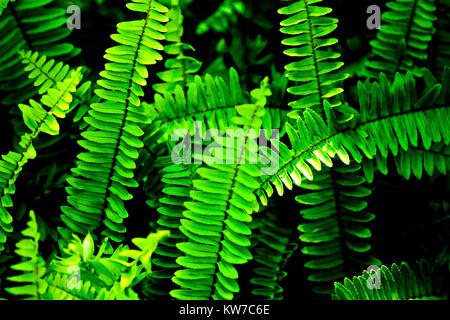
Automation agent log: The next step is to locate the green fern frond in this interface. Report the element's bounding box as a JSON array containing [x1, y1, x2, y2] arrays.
[[0, 0, 80, 105], [332, 260, 447, 300], [278, 0, 349, 118], [0, 0, 14, 16], [170, 80, 271, 300], [256, 68, 450, 203], [20, 49, 97, 131], [5, 210, 48, 299], [142, 163, 199, 298], [20, 50, 74, 95], [296, 163, 379, 295], [249, 207, 297, 300], [434, 0, 450, 76], [150, 68, 286, 144], [0, 69, 82, 251], [60, 0, 170, 243], [196, 0, 245, 35], [365, 0, 437, 78], [152, 0, 202, 94], [362, 143, 450, 182]]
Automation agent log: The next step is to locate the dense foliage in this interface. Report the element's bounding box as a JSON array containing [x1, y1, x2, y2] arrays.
[[0, 0, 448, 300]]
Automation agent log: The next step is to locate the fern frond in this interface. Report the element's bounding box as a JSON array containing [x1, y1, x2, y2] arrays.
[[19, 49, 97, 131], [365, 0, 437, 78], [434, 0, 450, 76], [138, 69, 286, 210], [296, 162, 379, 294], [150, 68, 286, 144], [332, 260, 447, 300], [142, 163, 199, 298], [278, 0, 349, 117], [152, 0, 202, 94], [170, 80, 271, 300], [0, 70, 82, 250], [362, 143, 450, 182], [5, 210, 47, 299], [20, 50, 73, 95], [60, 0, 170, 243], [256, 69, 450, 203], [0, 0, 14, 16], [0, 0, 80, 105], [195, 0, 245, 35], [249, 207, 297, 300]]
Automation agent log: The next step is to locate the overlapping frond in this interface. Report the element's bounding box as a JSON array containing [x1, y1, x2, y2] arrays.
[[278, 0, 349, 118], [142, 163, 199, 298], [0, 69, 82, 251], [365, 0, 437, 78], [296, 163, 379, 294], [60, 0, 170, 243], [170, 80, 271, 300], [249, 207, 297, 299], [152, 0, 202, 94], [332, 260, 447, 300], [256, 68, 450, 203], [0, 0, 80, 105], [149, 68, 286, 144]]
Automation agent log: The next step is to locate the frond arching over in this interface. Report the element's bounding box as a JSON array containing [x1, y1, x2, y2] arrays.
[[256, 68, 450, 203]]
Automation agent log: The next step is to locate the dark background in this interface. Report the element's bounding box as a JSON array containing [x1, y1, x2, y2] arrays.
[[0, 0, 448, 301]]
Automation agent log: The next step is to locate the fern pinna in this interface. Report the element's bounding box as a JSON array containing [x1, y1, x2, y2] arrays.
[[0, 0, 448, 304]]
